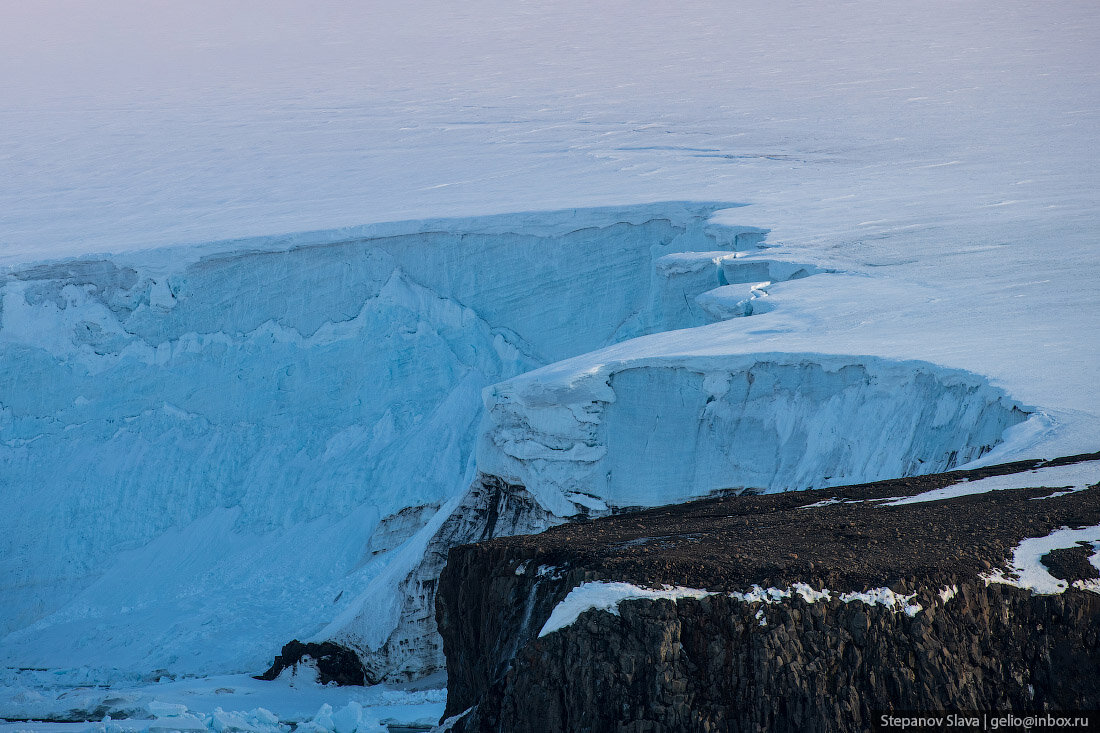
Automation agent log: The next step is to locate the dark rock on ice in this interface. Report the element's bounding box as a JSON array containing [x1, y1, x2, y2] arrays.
[[255, 639, 369, 686]]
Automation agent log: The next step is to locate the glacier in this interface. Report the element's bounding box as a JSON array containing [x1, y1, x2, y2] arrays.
[[479, 355, 1028, 515], [0, 202, 1039, 687], [0, 203, 762, 674]]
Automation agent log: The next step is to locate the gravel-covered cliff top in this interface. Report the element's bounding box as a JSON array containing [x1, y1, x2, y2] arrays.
[[469, 452, 1100, 594]]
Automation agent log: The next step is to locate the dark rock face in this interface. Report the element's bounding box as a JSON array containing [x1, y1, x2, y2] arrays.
[[436, 453, 1100, 731], [353, 474, 571, 683], [254, 639, 368, 686], [437, 546, 588, 715], [256, 475, 585, 686], [456, 586, 1100, 732]]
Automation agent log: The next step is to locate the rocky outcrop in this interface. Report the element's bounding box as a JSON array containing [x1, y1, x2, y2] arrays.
[[453, 584, 1100, 732], [339, 474, 586, 683], [436, 453, 1100, 731], [254, 640, 367, 686]]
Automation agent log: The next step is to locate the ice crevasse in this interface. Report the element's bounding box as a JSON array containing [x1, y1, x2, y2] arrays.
[[0, 202, 1032, 683]]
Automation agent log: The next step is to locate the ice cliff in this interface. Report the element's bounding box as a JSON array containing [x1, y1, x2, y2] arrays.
[[478, 355, 1027, 515], [0, 203, 1030, 683]]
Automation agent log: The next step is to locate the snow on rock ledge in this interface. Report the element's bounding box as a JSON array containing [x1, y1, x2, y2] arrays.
[[538, 581, 922, 638], [478, 353, 1030, 515], [986, 524, 1100, 595]]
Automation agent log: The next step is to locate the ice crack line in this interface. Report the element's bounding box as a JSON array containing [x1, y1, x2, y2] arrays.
[[650, 235, 832, 330]]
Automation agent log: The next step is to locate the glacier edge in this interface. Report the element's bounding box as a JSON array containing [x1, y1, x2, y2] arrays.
[[0, 202, 1039, 688]]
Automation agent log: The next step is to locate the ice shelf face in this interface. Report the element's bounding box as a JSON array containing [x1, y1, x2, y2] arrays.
[[0, 203, 1030, 682], [478, 356, 1030, 514]]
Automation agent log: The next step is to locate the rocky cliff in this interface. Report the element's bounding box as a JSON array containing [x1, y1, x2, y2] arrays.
[[351, 474, 577, 682], [436, 453, 1100, 732]]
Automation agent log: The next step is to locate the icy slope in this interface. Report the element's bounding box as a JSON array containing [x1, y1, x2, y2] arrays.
[[0, 202, 760, 675]]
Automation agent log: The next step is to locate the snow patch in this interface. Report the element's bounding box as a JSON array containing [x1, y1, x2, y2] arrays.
[[800, 497, 849, 508], [539, 580, 925, 637], [884, 461, 1100, 506], [791, 583, 833, 604], [838, 588, 923, 617], [985, 525, 1100, 595], [539, 582, 716, 637]]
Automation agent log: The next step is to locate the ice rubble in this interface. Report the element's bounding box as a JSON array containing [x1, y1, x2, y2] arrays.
[[0, 668, 445, 733], [0, 203, 1032, 688]]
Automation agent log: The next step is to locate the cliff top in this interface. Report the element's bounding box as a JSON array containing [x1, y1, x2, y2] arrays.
[[468, 452, 1100, 595]]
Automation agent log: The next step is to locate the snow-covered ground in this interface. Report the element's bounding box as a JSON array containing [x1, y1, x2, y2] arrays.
[[987, 525, 1100, 596], [2, 0, 1098, 727], [885, 460, 1100, 506], [796, 460, 1100, 508]]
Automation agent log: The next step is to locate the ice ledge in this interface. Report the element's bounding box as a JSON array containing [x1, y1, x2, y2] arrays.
[[1, 200, 751, 271]]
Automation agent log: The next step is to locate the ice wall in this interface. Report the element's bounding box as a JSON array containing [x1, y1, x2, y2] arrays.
[[0, 202, 752, 676], [478, 355, 1031, 515], [0, 202, 1031, 683]]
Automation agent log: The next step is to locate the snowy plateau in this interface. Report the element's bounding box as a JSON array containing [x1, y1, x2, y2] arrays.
[[1, 0, 1099, 730]]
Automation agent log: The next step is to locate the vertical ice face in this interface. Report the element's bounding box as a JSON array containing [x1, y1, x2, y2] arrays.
[[0, 260, 528, 672], [477, 356, 1031, 514], [0, 203, 754, 676]]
